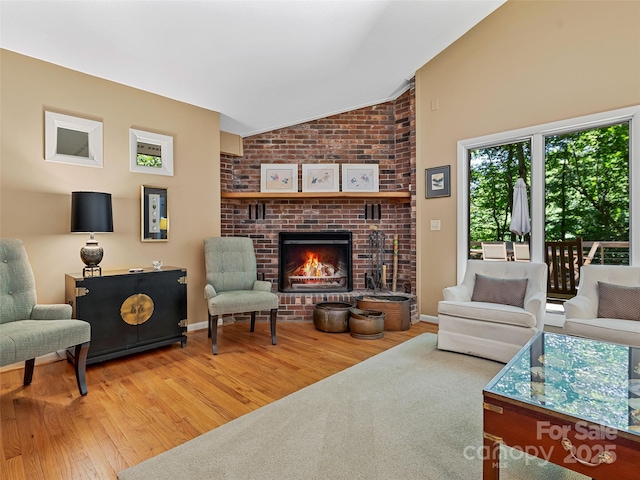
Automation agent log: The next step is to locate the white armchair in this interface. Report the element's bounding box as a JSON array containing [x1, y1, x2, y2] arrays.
[[563, 265, 640, 347], [437, 260, 548, 363]]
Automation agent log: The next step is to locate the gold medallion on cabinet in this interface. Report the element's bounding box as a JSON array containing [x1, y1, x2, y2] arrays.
[[120, 293, 155, 325]]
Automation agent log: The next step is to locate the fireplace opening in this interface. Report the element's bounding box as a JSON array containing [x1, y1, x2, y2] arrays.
[[278, 231, 352, 293]]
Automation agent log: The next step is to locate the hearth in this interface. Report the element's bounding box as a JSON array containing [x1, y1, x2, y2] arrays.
[[278, 231, 353, 293]]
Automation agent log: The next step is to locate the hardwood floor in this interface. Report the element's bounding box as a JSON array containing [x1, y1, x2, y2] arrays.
[[0, 321, 436, 480]]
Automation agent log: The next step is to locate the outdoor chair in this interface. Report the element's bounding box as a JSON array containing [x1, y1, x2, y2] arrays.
[[0, 238, 91, 395], [563, 265, 640, 347], [481, 242, 508, 261], [437, 259, 548, 363], [204, 236, 278, 355], [545, 237, 583, 300], [512, 243, 530, 262]]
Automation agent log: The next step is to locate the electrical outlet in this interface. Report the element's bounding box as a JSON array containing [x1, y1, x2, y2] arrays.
[[430, 220, 441, 231]]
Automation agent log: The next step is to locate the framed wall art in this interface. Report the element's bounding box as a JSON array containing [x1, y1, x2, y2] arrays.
[[260, 164, 298, 192], [425, 165, 451, 198], [141, 185, 169, 242], [44, 111, 103, 167], [301, 164, 339, 192], [130, 129, 174, 176], [341, 164, 379, 192]]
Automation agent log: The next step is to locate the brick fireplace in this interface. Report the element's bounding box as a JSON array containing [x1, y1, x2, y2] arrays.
[[220, 80, 417, 323]]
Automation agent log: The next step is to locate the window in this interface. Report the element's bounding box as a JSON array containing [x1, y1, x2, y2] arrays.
[[468, 140, 531, 258], [545, 123, 630, 265], [456, 106, 639, 283]]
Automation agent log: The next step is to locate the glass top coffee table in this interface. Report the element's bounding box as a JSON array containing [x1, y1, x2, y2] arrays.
[[483, 332, 640, 479]]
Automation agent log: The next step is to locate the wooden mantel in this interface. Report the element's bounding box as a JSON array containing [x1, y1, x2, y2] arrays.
[[221, 191, 411, 203]]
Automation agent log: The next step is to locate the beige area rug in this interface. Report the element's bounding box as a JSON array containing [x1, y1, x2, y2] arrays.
[[118, 333, 587, 480]]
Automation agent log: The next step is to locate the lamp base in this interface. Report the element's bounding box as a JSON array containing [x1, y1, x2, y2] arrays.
[[80, 239, 104, 277], [83, 266, 102, 277]]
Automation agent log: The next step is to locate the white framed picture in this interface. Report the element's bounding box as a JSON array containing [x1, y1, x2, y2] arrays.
[[341, 164, 379, 192], [301, 164, 339, 192], [44, 111, 103, 167], [130, 129, 174, 176], [260, 164, 298, 192]]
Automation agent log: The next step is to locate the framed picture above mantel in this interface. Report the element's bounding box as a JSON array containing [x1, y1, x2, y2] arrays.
[[302, 164, 339, 193], [260, 164, 298, 193], [341, 164, 379, 192]]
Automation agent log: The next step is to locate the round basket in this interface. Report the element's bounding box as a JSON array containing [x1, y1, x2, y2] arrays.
[[313, 301, 352, 333], [348, 307, 385, 339]]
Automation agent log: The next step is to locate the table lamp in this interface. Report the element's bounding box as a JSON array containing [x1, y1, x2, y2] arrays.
[[71, 191, 113, 276]]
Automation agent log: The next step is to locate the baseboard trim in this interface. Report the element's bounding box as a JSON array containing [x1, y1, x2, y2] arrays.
[[420, 314, 438, 324], [187, 320, 208, 332]]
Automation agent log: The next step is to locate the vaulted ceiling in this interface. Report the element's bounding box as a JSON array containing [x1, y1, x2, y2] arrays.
[[0, 0, 505, 137]]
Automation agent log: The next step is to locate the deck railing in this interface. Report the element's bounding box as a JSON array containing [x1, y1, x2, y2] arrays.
[[469, 240, 630, 265]]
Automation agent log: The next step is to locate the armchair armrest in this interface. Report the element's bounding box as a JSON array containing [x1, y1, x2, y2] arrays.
[[204, 283, 217, 300], [253, 280, 273, 292], [563, 295, 596, 320], [443, 285, 471, 302], [524, 291, 546, 316], [31, 303, 72, 320]]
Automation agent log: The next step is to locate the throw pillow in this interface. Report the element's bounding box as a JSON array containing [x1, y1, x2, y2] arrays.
[[597, 282, 640, 321], [471, 274, 528, 308]]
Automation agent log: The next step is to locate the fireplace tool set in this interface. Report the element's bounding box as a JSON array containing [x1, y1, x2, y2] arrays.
[[367, 226, 386, 291], [366, 226, 400, 292]]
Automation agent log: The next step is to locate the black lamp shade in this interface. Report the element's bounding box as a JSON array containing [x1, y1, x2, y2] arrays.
[[71, 192, 113, 233]]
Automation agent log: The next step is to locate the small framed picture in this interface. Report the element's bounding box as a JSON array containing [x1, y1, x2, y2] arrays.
[[44, 111, 103, 168], [141, 185, 169, 242], [260, 164, 298, 192], [130, 129, 174, 176], [341, 164, 379, 192], [302, 164, 339, 192], [425, 165, 451, 198]]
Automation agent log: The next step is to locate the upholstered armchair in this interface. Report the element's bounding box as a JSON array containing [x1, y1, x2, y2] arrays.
[[0, 238, 91, 395], [204, 236, 278, 355], [437, 260, 548, 363], [563, 265, 640, 347]]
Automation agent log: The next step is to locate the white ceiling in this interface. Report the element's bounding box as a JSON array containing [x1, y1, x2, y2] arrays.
[[0, 0, 505, 137]]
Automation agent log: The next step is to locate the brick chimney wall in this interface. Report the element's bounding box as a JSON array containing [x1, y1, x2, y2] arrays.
[[220, 80, 416, 322]]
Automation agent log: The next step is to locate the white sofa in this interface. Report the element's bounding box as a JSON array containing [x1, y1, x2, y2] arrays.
[[563, 265, 640, 347], [437, 260, 548, 363]]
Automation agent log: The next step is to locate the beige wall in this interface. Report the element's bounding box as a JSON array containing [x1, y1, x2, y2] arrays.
[[0, 50, 221, 325], [415, 0, 640, 316]]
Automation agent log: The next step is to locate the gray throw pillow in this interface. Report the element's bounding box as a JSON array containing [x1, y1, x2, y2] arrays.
[[597, 282, 640, 321], [471, 274, 528, 308]]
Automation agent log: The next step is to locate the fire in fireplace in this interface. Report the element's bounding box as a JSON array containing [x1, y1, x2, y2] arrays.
[[278, 231, 353, 293]]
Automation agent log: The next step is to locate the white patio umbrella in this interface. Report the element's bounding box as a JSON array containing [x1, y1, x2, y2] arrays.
[[509, 177, 531, 240]]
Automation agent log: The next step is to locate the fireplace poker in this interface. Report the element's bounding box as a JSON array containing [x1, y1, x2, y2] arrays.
[[368, 225, 386, 291]]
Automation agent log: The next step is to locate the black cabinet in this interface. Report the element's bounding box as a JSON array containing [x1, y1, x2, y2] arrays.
[[65, 267, 187, 364]]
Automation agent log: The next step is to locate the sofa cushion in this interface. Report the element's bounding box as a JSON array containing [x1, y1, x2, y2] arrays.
[[471, 274, 528, 308], [438, 300, 536, 328], [564, 317, 640, 347], [597, 282, 640, 321]]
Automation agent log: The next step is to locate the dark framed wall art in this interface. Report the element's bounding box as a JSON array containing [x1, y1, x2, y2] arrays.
[[425, 165, 451, 198]]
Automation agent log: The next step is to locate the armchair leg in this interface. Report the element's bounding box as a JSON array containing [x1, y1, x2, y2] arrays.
[[74, 342, 90, 396], [23, 358, 35, 386], [250, 312, 256, 332], [210, 314, 219, 355], [270, 308, 278, 345]]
